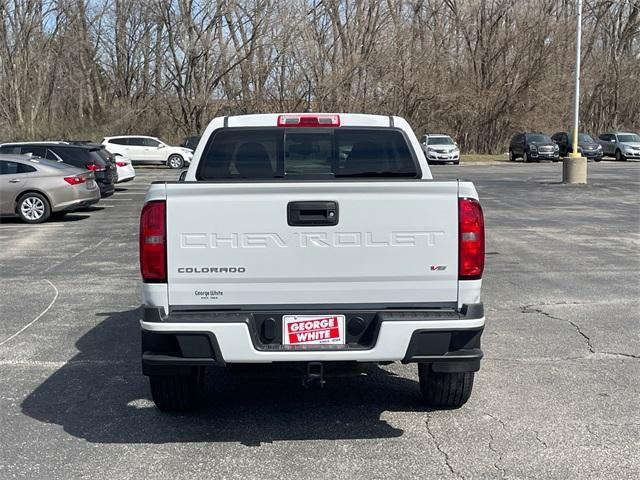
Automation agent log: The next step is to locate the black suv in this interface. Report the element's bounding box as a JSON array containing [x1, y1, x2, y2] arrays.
[[0, 143, 116, 196], [509, 132, 559, 162], [181, 136, 201, 151], [551, 132, 602, 161]]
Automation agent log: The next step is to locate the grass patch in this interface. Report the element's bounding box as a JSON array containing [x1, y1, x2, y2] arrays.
[[460, 154, 508, 163]]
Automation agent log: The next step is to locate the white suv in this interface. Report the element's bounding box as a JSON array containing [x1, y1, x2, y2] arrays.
[[421, 134, 460, 164], [102, 136, 193, 169]]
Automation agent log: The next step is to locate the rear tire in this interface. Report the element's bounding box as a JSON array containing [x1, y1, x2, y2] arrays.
[[418, 363, 474, 408], [168, 154, 185, 169], [17, 193, 50, 223], [149, 369, 204, 412], [523, 151, 530, 163], [508, 149, 515, 161]]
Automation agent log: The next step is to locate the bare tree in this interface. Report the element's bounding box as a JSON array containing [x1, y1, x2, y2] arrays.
[[0, 0, 637, 150]]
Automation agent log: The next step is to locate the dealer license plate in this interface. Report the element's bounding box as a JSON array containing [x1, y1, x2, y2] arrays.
[[283, 315, 346, 345]]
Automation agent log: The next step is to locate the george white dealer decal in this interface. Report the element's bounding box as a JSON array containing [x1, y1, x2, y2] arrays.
[[180, 231, 445, 249]]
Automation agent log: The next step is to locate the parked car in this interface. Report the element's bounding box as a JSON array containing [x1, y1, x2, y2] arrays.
[[551, 132, 602, 161], [0, 154, 100, 223], [181, 135, 201, 151], [102, 136, 194, 169], [0, 143, 116, 196], [597, 132, 640, 161], [63, 140, 93, 145], [89, 144, 135, 183], [420, 134, 460, 164], [140, 113, 485, 411], [508, 132, 559, 162], [59, 140, 133, 183], [113, 153, 136, 183]]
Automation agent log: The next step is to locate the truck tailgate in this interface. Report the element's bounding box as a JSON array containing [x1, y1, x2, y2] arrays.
[[166, 181, 459, 307]]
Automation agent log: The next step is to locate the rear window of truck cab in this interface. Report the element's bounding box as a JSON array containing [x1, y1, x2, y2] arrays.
[[196, 128, 419, 180]]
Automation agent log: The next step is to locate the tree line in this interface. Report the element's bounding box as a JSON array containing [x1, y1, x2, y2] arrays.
[[0, 0, 638, 153]]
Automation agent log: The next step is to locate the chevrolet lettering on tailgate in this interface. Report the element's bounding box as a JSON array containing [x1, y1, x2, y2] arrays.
[[180, 231, 446, 249]]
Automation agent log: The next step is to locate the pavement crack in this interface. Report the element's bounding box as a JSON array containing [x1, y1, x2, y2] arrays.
[[426, 414, 464, 479], [585, 425, 598, 438], [599, 351, 640, 359], [485, 413, 507, 430], [534, 430, 548, 449], [522, 301, 584, 307], [487, 433, 507, 478], [522, 305, 595, 354], [523, 305, 640, 359], [485, 413, 508, 478]]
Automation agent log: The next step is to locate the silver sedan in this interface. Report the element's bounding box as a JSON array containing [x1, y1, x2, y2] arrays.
[[0, 154, 100, 223]]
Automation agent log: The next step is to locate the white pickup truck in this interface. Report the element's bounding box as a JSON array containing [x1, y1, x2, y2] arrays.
[[139, 113, 485, 411]]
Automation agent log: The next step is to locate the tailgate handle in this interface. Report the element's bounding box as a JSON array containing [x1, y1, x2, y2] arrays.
[[287, 201, 339, 226]]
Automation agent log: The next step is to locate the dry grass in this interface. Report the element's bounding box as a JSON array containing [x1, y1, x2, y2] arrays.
[[460, 154, 509, 163]]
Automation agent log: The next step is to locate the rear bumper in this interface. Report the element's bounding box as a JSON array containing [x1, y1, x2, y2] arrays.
[[140, 304, 485, 374], [116, 165, 136, 183], [99, 182, 115, 197], [52, 187, 101, 212], [59, 197, 100, 211], [581, 151, 603, 159]]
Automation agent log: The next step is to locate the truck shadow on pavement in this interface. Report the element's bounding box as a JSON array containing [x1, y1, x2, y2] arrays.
[[0, 213, 91, 223], [21, 308, 426, 446]]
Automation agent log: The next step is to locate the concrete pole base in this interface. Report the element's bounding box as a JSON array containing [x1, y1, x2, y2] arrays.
[[562, 156, 587, 184]]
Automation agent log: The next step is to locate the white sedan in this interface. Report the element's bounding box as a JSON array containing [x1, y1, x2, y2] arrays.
[[113, 154, 136, 183]]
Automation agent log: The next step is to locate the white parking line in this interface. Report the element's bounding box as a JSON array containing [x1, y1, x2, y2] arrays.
[[100, 198, 146, 201], [0, 279, 59, 347], [40, 238, 109, 273], [72, 237, 108, 259], [0, 359, 129, 367], [0, 224, 65, 230]]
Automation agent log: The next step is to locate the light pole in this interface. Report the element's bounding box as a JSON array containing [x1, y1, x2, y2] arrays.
[[569, 0, 583, 158], [563, 0, 587, 183]]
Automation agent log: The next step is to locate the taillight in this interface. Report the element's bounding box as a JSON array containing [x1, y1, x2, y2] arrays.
[[459, 198, 485, 280], [277, 114, 340, 127], [64, 175, 87, 185], [116, 161, 127, 167], [140, 201, 166, 282], [86, 163, 106, 172]]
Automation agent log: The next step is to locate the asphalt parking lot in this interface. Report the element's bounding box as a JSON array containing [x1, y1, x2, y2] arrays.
[[0, 161, 638, 479]]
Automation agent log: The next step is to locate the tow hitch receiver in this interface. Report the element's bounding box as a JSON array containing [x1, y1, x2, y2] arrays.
[[304, 362, 325, 387]]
